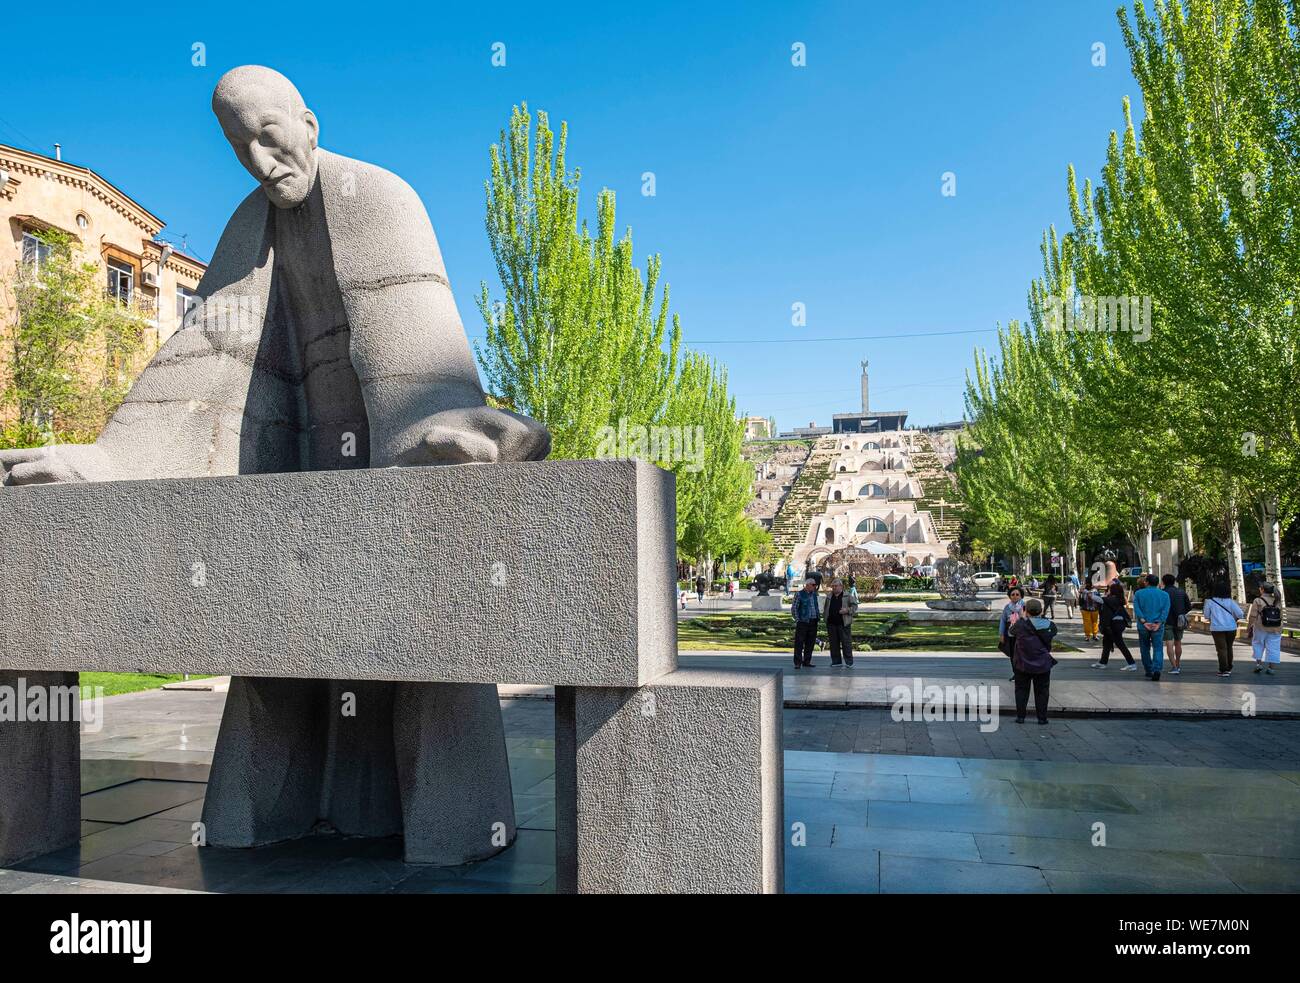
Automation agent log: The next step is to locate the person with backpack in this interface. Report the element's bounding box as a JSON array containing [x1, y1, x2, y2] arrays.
[[1009, 596, 1058, 724], [790, 577, 821, 669], [1132, 573, 1171, 681], [1204, 580, 1245, 677], [1248, 582, 1284, 675], [695, 575, 706, 604], [1078, 581, 1101, 643], [1161, 573, 1191, 675], [1093, 581, 1137, 669]]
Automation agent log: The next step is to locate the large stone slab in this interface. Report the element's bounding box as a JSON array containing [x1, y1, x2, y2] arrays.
[[556, 669, 784, 893], [0, 671, 80, 866], [0, 460, 675, 688]]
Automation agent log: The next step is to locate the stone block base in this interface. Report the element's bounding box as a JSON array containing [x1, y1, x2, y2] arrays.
[[556, 669, 784, 893], [751, 595, 784, 611], [0, 671, 80, 867]]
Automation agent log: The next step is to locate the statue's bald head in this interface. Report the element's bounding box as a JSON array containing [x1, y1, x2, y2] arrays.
[[212, 66, 319, 209]]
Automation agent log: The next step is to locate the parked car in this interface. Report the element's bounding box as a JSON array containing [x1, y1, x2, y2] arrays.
[[971, 571, 1001, 590]]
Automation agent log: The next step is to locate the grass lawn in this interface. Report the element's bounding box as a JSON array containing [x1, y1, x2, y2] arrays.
[[79, 673, 212, 697], [678, 613, 1080, 653], [678, 612, 900, 651], [874, 621, 1079, 653]]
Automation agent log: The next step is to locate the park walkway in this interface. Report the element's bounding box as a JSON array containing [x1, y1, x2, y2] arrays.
[[674, 597, 1300, 717]]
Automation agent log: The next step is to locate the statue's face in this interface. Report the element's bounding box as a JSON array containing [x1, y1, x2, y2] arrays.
[[217, 100, 319, 209]]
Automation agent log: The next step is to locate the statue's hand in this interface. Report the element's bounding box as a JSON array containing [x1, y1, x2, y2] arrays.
[[1, 444, 113, 486], [393, 406, 551, 466]]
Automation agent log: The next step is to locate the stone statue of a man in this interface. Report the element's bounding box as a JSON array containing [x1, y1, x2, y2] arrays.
[[0, 66, 550, 864]]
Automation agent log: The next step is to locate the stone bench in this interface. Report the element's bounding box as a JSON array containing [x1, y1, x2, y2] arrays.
[[0, 459, 783, 892]]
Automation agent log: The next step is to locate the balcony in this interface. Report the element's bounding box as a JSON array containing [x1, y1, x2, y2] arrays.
[[106, 289, 155, 316]]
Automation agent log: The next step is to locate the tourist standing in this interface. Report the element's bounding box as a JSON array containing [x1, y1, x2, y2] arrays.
[[1132, 574, 1170, 681], [695, 574, 706, 604], [1010, 596, 1058, 725], [1161, 573, 1191, 675], [1061, 576, 1078, 619], [826, 577, 858, 668], [1205, 581, 1244, 677], [791, 577, 821, 669], [1079, 583, 1101, 643], [1041, 576, 1058, 620], [998, 586, 1026, 660], [1093, 582, 1137, 669], [1248, 582, 1284, 675]]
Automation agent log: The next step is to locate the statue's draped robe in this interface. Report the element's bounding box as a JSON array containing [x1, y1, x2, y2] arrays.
[[97, 150, 515, 862]]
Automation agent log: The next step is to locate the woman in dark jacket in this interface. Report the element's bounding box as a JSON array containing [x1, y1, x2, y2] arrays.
[[1010, 597, 1058, 724], [1093, 581, 1136, 669], [1041, 576, 1058, 620]]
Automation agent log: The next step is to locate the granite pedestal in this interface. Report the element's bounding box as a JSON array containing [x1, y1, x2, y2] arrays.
[[0, 460, 784, 891]]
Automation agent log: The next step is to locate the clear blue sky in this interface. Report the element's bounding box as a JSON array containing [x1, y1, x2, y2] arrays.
[[5, 0, 1140, 428]]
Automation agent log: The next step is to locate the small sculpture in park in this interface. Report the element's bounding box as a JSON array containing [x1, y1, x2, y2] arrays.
[[934, 542, 976, 599], [1089, 548, 1120, 589], [753, 566, 785, 596], [817, 546, 884, 601], [0, 66, 550, 864]]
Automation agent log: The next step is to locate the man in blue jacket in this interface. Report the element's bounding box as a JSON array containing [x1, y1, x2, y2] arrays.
[[1132, 573, 1171, 680], [791, 577, 821, 669]]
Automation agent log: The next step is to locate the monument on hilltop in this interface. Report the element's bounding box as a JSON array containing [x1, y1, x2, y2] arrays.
[[778, 356, 907, 437]]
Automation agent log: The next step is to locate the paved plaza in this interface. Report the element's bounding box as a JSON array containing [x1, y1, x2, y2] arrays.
[[680, 595, 1300, 718], [2, 671, 1296, 894]]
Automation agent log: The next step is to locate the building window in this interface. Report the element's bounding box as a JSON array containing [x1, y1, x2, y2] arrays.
[[856, 517, 888, 534], [176, 285, 199, 321], [76, 213, 90, 230], [107, 259, 133, 304], [21, 232, 52, 270], [858, 483, 886, 498], [864, 441, 880, 450]]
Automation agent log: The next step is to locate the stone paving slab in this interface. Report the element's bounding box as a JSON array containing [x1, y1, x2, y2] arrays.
[[6, 684, 1294, 893], [680, 646, 1300, 717], [0, 869, 202, 894]]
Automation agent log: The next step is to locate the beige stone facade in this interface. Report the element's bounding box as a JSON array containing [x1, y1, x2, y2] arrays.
[[790, 430, 955, 572], [0, 143, 206, 348]]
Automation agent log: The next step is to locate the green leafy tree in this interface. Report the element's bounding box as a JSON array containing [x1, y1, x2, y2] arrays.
[[475, 104, 680, 460], [1, 229, 151, 448], [475, 106, 751, 570]]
